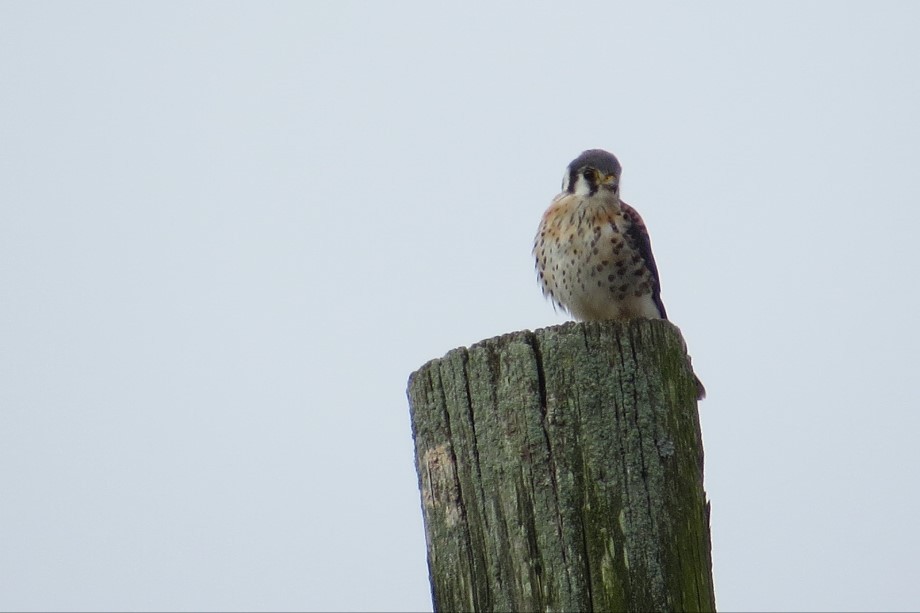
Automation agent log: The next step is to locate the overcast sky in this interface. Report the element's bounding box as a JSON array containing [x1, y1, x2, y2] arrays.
[[2, 2, 920, 611]]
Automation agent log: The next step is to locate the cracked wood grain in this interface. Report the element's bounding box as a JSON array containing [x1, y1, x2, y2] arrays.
[[407, 319, 715, 613]]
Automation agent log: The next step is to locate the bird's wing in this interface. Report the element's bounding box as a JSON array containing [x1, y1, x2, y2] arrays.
[[621, 201, 667, 320]]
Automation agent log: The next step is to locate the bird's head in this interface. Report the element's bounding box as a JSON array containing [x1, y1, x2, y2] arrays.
[[561, 149, 621, 197]]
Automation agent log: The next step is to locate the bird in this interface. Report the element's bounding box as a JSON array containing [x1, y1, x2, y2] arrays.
[[534, 149, 666, 321], [534, 149, 706, 399]]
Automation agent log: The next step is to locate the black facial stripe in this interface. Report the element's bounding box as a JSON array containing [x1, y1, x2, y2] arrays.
[[583, 166, 612, 195], [566, 167, 579, 193], [584, 168, 599, 195]]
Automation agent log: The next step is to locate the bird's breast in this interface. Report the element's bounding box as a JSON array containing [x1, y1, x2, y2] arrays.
[[534, 196, 660, 321]]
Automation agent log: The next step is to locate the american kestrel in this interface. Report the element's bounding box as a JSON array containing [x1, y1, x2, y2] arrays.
[[534, 149, 666, 321], [535, 149, 706, 398]]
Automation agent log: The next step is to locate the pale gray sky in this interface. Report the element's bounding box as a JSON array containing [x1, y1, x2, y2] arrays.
[[2, 2, 919, 611]]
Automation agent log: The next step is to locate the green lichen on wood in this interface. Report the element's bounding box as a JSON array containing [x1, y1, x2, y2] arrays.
[[407, 319, 715, 612]]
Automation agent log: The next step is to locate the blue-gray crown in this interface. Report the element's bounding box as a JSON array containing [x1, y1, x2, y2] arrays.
[[568, 149, 622, 177]]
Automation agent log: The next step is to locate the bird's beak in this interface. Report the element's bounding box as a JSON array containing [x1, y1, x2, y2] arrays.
[[600, 173, 617, 186]]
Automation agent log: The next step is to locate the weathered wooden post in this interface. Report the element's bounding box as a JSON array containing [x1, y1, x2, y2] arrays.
[[407, 319, 714, 612]]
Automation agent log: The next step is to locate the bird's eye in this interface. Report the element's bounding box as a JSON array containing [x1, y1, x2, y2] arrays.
[[583, 169, 596, 181]]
